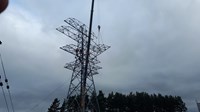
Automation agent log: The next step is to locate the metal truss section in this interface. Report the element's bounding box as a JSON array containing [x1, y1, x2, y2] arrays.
[[90, 44, 110, 57], [60, 44, 78, 55], [64, 61, 80, 71], [64, 18, 96, 39], [56, 26, 81, 42]]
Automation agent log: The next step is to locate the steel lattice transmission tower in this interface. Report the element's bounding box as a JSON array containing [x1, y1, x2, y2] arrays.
[[56, 1, 110, 112]]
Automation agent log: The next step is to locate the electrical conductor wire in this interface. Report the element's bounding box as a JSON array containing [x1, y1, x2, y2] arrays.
[[0, 75, 10, 112], [0, 53, 15, 112]]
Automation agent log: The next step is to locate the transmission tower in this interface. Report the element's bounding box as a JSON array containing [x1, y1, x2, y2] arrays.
[[56, 0, 110, 112]]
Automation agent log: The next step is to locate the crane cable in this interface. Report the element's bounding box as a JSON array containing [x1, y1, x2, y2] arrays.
[[96, 0, 104, 45], [0, 44, 15, 112]]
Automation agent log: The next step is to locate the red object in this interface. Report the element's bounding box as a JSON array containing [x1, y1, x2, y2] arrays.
[[0, 0, 8, 13]]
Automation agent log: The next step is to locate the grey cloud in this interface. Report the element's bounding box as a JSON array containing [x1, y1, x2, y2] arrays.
[[1, 0, 200, 112]]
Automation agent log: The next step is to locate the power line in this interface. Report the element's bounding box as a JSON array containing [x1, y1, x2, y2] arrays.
[[0, 43, 15, 112], [0, 53, 7, 79], [29, 82, 66, 112], [0, 75, 10, 112], [0, 42, 10, 112], [8, 89, 15, 112]]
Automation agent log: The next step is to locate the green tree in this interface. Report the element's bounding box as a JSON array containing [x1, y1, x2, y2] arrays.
[[97, 90, 106, 112], [174, 96, 187, 112], [126, 92, 136, 112], [113, 92, 126, 111], [48, 91, 187, 112], [60, 100, 66, 112], [67, 95, 80, 112], [106, 92, 114, 112], [48, 98, 60, 112]]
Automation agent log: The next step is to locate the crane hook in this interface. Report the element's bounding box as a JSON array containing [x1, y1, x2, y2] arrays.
[[98, 25, 101, 32]]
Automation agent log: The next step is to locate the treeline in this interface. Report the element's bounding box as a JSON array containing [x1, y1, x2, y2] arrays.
[[48, 91, 187, 112]]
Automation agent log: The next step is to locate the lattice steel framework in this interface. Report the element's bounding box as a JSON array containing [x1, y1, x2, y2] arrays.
[[57, 17, 110, 112]]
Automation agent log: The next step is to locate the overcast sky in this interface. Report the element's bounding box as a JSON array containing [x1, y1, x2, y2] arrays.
[[1, 0, 200, 112]]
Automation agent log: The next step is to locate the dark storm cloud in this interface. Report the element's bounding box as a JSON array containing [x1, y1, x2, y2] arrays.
[[1, 0, 200, 112]]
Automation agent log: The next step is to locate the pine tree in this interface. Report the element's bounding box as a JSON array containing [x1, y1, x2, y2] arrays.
[[60, 100, 66, 112], [48, 98, 60, 112], [48, 91, 187, 112], [97, 90, 106, 112]]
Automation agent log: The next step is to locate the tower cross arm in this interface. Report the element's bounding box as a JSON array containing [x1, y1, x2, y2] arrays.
[[65, 18, 97, 40], [60, 44, 78, 56], [64, 61, 81, 71], [56, 26, 82, 42], [89, 44, 111, 56]]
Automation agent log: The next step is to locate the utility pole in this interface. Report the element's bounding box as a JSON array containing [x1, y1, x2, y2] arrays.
[[57, 0, 110, 111]]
